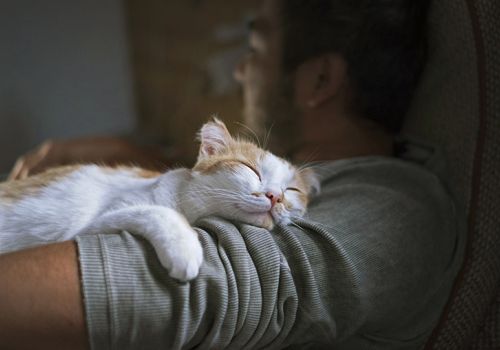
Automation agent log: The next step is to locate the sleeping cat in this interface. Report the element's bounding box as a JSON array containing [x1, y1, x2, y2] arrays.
[[0, 118, 319, 281]]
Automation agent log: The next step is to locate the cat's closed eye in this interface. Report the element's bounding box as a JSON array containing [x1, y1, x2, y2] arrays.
[[285, 187, 302, 193], [239, 161, 261, 181]]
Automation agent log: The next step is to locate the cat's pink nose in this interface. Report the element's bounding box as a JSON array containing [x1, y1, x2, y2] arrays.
[[265, 191, 282, 207]]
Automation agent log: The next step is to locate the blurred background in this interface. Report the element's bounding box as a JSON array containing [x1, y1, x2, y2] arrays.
[[0, 0, 257, 173]]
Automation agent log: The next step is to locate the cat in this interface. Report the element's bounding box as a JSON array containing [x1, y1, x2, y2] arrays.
[[0, 118, 319, 281]]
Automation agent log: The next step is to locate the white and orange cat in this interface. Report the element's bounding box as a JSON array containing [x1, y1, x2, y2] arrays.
[[0, 119, 318, 281]]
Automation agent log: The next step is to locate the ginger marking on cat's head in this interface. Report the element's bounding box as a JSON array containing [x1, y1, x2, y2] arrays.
[[189, 118, 319, 230]]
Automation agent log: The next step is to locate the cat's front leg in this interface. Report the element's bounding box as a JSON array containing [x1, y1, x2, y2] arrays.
[[81, 205, 203, 281]]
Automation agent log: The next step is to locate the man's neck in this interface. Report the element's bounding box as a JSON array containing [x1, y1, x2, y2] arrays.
[[292, 109, 394, 163]]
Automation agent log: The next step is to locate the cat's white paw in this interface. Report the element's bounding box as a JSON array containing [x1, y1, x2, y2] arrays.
[[168, 245, 203, 281], [155, 226, 203, 282]]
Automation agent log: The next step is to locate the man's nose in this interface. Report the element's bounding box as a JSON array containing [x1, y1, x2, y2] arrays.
[[265, 191, 283, 207]]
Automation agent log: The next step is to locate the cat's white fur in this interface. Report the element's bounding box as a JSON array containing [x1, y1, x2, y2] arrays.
[[0, 119, 318, 281]]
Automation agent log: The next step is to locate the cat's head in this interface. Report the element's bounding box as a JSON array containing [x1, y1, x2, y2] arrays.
[[189, 118, 319, 230]]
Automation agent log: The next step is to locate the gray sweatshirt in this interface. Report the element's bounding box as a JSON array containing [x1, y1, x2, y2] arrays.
[[76, 139, 465, 349]]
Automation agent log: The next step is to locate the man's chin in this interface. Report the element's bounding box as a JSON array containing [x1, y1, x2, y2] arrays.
[[242, 83, 301, 155]]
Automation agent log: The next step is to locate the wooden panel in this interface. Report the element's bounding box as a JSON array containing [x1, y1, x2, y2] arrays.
[[124, 0, 259, 163]]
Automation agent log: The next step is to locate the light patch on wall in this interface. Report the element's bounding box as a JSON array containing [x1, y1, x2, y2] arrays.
[[205, 14, 254, 96]]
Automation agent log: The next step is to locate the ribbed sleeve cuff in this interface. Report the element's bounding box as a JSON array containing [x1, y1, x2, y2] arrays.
[[76, 234, 111, 350]]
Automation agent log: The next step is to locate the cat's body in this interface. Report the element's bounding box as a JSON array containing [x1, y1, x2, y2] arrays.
[[0, 119, 318, 281]]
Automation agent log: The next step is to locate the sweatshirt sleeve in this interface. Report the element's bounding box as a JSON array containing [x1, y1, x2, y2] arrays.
[[75, 160, 463, 350], [76, 215, 365, 350]]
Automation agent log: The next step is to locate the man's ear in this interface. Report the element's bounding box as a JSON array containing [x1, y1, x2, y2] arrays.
[[197, 117, 233, 159], [294, 53, 348, 109]]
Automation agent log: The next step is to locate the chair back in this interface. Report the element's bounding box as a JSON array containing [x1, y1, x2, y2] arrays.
[[403, 0, 500, 347]]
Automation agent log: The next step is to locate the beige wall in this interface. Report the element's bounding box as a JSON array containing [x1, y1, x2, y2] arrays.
[[125, 0, 259, 163]]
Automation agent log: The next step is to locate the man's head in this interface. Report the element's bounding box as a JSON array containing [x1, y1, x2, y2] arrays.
[[280, 0, 429, 133], [234, 0, 429, 156]]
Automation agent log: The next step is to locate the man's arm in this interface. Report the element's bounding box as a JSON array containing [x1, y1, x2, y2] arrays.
[[0, 158, 462, 349], [8, 136, 173, 180], [0, 241, 88, 350]]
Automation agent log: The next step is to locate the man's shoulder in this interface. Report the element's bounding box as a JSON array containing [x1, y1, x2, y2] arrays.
[[310, 156, 450, 215], [305, 156, 458, 265], [301, 157, 463, 344]]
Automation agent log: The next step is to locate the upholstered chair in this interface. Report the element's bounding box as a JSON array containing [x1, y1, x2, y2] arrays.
[[403, 0, 499, 348]]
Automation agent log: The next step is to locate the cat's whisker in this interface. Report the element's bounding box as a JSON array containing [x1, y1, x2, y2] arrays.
[[235, 121, 261, 148], [184, 192, 244, 202], [298, 162, 332, 180], [174, 194, 243, 208], [181, 190, 254, 202], [181, 186, 237, 194], [263, 121, 275, 150], [174, 188, 240, 197], [283, 217, 305, 231], [295, 149, 321, 170]]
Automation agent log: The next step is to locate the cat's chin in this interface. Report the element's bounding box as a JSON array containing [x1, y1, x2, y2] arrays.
[[237, 212, 274, 230], [236, 210, 294, 230], [258, 213, 292, 230], [257, 217, 274, 231]]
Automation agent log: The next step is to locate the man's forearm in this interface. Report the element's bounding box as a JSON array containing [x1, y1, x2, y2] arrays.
[[0, 241, 88, 350]]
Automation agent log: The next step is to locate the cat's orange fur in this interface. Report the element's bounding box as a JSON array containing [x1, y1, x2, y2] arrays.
[[194, 132, 312, 210], [1, 165, 163, 204], [0, 165, 81, 202]]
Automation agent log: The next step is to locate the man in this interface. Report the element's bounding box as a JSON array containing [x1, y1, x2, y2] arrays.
[[0, 0, 464, 349]]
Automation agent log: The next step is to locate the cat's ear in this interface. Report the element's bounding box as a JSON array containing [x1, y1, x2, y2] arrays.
[[197, 117, 233, 158]]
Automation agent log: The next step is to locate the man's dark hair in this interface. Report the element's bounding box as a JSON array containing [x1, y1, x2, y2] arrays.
[[280, 0, 430, 133]]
